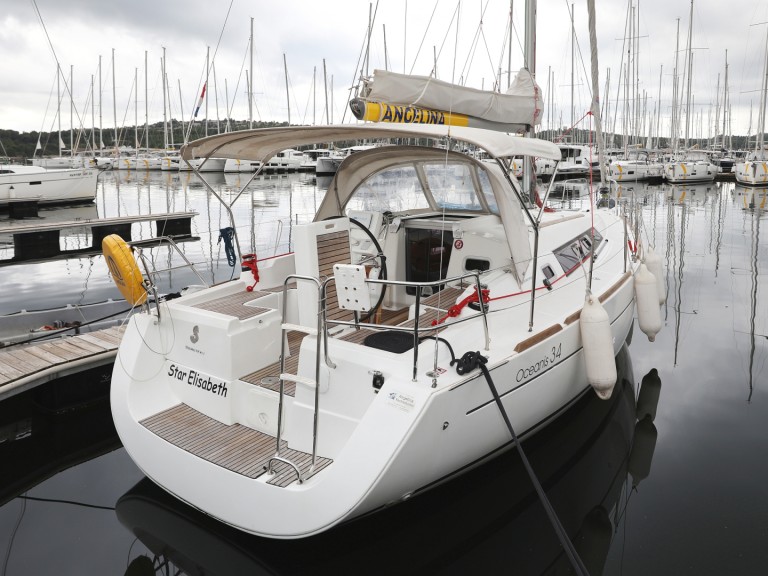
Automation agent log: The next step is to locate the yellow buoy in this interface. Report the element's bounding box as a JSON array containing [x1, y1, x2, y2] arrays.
[[634, 263, 662, 342], [102, 234, 147, 306], [580, 293, 617, 399]]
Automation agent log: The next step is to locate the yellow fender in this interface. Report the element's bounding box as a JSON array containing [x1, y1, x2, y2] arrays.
[[102, 234, 147, 306]]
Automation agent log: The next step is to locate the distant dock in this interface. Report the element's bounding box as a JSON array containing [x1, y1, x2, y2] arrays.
[[0, 326, 124, 400]]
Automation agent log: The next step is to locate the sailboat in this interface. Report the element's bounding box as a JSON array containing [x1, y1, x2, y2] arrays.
[[734, 25, 768, 187], [663, 0, 717, 184], [105, 0, 664, 538]]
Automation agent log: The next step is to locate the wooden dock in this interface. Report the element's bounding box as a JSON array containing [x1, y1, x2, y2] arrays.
[[0, 325, 125, 400]]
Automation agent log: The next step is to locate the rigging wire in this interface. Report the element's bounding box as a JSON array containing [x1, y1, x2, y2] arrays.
[[184, 0, 234, 143]]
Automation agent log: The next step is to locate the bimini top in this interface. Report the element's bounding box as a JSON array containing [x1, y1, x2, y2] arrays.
[[180, 123, 561, 164]]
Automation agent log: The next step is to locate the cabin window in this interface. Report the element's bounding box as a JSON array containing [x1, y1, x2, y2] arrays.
[[554, 229, 604, 275], [542, 265, 555, 280], [423, 163, 483, 212], [347, 165, 429, 213], [477, 169, 499, 214]]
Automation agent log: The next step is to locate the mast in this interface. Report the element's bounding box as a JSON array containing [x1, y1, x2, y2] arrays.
[[683, 0, 694, 149], [284, 53, 290, 125], [323, 59, 329, 124], [722, 50, 729, 150], [507, 0, 513, 89], [523, 0, 536, 201], [57, 64, 62, 156], [249, 17, 254, 129], [655, 64, 663, 149], [587, 0, 608, 186], [213, 62, 221, 134], [91, 74, 96, 154], [313, 66, 317, 125], [713, 72, 720, 149], [70, 65, 73, 157], [570, 3, 575, 131], [112, 48, 118, 152], [205, 46, 210, 137], [383, 23, 389, 71], [144, 51, 149, 153], [671, 19, 680, 154], [162, 49, 167, 150], [757, 26, 768, 153], [134, 66, 139, 156], [99, 55, 103, 151], [178, 79, 185, 142]]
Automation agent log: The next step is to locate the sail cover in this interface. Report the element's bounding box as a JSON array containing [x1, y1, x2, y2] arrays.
[[357, 68, 542, 131]]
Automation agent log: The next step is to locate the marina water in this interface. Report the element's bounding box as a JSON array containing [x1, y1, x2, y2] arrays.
[[0, 172, 766, 574]]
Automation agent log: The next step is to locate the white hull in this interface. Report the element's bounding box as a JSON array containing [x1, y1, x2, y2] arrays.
[[0, 165, 97, 205], [734, 160, 768, 187], [664, 160, 716, 183], [224, 158, 262, 173], [114, 156, 164, 171], [178, 157, 227, 172], [608, 160, 664, 182], [315, 155, 343, 175], [112, 258, 635, 538]]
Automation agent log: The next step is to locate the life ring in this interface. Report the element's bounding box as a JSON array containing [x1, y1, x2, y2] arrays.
[[102, 234, 147, 306]]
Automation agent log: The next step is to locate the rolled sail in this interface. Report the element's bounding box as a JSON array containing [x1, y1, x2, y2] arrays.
[[351, 68, 542, 132]]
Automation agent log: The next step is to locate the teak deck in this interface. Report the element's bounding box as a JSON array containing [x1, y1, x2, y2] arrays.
[[140, 402, 332, 487]]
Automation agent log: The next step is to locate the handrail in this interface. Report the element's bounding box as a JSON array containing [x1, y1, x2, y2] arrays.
[[266, 455, 304, 484], [273, 274, 324, 475], [324, 270, 491, 382], [135, 235, 209, 286], [134, 236, 209, 320]]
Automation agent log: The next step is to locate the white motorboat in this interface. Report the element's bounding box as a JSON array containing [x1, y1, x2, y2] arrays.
[[264, 149, 304, 172], [223, 158, 262, 173], [108, 116, 657, 538], [0, 164, 97, 206], [178, 156, 226, 172]]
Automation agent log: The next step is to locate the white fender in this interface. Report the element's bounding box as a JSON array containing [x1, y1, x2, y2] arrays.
[[644, 248, 665, 305], [580, 293, 617, 400], [635, 263, 662, 342]]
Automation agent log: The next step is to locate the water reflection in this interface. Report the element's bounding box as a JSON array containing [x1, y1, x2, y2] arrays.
[[0, 365, 118, 507], [115, 346, 659, 576]]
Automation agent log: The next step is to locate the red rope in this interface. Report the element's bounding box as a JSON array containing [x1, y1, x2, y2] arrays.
[[241, 253, 260, 292], [554, 110, 593, 143]]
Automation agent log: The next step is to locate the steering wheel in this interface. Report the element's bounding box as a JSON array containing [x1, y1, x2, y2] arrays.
[[348, 216, 388, 322]]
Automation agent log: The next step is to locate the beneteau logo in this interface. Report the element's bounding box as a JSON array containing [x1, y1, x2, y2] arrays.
[[190, 325, 200, 344]]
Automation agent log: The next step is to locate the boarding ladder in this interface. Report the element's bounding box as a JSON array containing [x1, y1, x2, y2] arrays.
[[267, 274, 326, 484]]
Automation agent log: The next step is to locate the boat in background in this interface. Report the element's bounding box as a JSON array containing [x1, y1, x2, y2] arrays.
[[734, 26, 768, 186], [0, 164, 98, 206], [224, 158, 262, 173], [663, 150, 717, 183], [556, 143, 601, 179], [607, 149, 664, 182]]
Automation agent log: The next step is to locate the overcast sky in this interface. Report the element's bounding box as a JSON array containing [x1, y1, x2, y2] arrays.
[[1, 0, 767, 145]]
